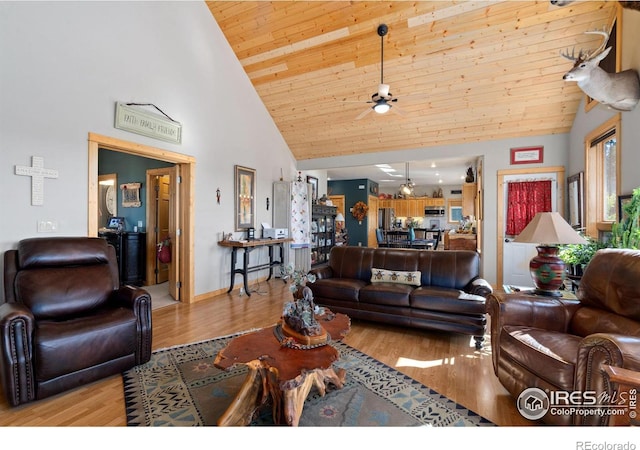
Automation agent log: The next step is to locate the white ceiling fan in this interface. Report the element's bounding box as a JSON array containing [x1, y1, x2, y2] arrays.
[[351, 24, 407, 120]]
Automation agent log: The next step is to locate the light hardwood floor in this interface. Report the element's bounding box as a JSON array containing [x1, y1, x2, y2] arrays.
[[0, 279, 530, 426]]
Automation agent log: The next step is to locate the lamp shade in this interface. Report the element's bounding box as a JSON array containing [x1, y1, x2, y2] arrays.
[[335, 213, 345, 222], [513, 212, 587, 245]]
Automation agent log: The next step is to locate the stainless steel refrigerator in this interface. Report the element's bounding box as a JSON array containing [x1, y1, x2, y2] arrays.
[[378, 208, 395, 230]]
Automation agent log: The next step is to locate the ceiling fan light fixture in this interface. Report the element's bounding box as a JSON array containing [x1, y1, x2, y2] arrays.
[[400, 184, 412, 195], [373, 101, 390, 114]]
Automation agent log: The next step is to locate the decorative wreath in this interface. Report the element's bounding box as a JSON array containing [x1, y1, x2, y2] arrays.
[[352, 201, 369, 221]]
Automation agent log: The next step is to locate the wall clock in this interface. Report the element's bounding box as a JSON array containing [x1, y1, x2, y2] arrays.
[[105, 185, 116, 215]]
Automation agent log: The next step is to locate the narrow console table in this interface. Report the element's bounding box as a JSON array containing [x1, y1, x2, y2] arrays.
[[218, 238, 292, 296]]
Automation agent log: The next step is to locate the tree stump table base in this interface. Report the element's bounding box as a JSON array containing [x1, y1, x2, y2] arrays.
[[214, 311, 351, 426]]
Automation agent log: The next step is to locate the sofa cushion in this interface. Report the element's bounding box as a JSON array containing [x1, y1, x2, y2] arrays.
[[417, 250, 479, 289], [570, 306, 640, 337], [310, 278, 367, 302], [34, 307, 138, 381], [578, 249, 640, 321], [411, 286, 486, 315], [501, 325, 580, 391], [371, 268, 421, 286], [359, 283, 412, 307], [15, 266, 113, 320]]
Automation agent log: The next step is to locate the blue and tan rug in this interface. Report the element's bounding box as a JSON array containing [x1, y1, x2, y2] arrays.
[[122, 331, 494, 426]]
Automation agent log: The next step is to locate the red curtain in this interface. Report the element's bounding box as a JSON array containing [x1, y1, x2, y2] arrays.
[[506, 180, 552, 235]]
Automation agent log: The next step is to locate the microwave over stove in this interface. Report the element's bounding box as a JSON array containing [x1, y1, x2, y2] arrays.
[[425, 207, 445, 217]]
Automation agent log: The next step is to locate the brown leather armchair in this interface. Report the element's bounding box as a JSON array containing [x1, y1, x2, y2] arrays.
[[1, 237, 152, 406], [488, 248, 640, 425]]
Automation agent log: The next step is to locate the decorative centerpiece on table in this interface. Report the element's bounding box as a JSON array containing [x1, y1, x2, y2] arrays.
[[276, 266, 330, 349]]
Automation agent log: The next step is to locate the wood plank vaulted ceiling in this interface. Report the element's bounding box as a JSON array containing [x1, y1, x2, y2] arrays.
[[207, 1, 617, 162]]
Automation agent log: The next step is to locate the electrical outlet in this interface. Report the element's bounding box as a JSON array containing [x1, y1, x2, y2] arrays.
[[37, 220, 58, 232]]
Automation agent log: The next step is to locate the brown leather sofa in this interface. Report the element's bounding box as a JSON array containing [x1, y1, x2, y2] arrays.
[[308, 246, 492, 348], [1, 237, 152, 406], [487, 248, 640, 425]]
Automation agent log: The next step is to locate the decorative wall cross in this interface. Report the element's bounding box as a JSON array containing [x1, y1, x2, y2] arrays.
[[15, 156, 59, 206]]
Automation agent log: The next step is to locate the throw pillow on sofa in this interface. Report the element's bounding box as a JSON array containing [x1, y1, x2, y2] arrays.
[[371, 268, 421, 286]]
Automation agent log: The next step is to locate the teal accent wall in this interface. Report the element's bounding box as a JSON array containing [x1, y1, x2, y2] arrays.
[[98, 149, 174, 231], [328, 179, 378, 247]]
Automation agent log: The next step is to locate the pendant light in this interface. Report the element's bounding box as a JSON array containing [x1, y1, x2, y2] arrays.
[[400, 162, 415, 195]]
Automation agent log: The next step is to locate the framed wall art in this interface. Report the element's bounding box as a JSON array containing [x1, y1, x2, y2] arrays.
[[307, 175, 318, 203], [510, 146, 544, 165], [618, 194, 633, 222], [235, 165, 256, 231], [120, 182, 141, 207], [567, 172, 584, 230]]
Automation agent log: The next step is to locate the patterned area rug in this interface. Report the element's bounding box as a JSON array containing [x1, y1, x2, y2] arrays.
[[122, 331, 494, 426]]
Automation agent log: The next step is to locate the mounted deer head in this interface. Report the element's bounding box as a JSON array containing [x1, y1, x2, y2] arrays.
[[561, 29, 640, 111]]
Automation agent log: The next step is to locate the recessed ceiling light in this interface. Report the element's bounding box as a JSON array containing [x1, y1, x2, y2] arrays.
[[431, 162, 436, 168]]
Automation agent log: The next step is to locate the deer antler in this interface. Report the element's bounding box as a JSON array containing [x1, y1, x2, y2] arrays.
[[560, 27, 609, 62], [560, 47, 584, 62], [582, 28, 609, 60]]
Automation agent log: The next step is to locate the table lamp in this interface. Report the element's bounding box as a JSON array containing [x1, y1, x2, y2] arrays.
[[335, 212, 345, 231], [513, 212, 587, 297]]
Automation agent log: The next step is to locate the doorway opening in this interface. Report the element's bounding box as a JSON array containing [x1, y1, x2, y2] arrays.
[[87, 132, 196, 303], [496, 166, 565, 289], [146, 167, 180, 301]]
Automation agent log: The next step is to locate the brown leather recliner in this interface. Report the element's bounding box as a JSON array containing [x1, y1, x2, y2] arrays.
[[488, 248, 640, 425], [1, 237, 152, 406]]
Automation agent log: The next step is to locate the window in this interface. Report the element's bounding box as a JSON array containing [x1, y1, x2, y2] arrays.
[[585, 115, 621, 240], [448, 199, 462, 223]]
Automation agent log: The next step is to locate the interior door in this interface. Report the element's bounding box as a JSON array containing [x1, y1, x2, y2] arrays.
[[502, 172, 557, 288], [146, 166, 180, 301], [155, 174, 171, 284], [168, 165, 180, 300]]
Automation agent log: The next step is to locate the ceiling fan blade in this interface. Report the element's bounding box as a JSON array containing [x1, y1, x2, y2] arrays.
[[355, 107, 374, 120], [390, 105, 407, 117]]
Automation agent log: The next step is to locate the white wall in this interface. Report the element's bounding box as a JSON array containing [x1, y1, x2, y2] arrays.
[[0, 2, 297, 297]]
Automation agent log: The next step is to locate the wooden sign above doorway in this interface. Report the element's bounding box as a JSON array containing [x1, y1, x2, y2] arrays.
[[114, 102, 182, 144]]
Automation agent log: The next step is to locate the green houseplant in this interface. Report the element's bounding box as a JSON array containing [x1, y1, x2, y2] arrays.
[[559, 235, 608, 277], [611, 186, 640, 250]]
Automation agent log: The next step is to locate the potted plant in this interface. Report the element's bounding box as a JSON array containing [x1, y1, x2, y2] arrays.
[[558, 235, 608, 277], [611, 187, 640, 250]]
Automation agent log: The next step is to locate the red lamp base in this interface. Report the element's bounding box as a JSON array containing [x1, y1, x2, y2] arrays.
[[529, 245, 565, 297]]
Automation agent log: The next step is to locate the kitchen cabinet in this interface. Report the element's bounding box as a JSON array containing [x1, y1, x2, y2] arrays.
[[444, 233, 477, 251], [381, 197, 445, 217], [462, 183, 476, 217]]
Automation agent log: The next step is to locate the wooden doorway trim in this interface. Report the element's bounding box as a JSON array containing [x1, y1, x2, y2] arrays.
[[495, 165, 565, 288], [87, 132, 196, 303]]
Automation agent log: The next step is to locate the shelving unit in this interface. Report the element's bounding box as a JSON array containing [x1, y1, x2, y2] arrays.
[[311, 204, 337, 266], [98, 231, 146, 286]]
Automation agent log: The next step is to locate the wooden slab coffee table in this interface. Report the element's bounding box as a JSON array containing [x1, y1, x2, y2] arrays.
[[214, 311, 350, 426]]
